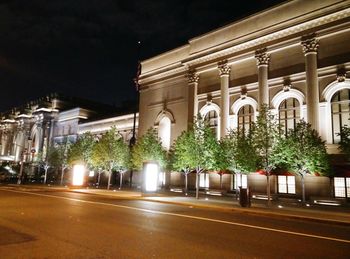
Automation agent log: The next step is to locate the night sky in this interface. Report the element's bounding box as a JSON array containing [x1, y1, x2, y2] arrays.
[[0, 0, 285, 112]]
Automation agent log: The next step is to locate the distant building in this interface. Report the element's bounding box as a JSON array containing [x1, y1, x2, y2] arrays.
[[0, 93, 137, 164], [139, 0, 350, 199]]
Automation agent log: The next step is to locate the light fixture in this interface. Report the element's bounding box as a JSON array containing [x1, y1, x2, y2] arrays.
[[142, 161, 159, 193], [72, 164, 85, 186]]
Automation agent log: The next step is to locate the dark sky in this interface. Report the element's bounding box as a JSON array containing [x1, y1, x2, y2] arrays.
[[0, 0, 285, 112]]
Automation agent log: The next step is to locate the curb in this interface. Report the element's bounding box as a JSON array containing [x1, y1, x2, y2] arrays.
[[3, 184, 350, 226]]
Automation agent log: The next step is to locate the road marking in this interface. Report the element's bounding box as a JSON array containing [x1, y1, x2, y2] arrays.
[[2, 188, 350, 244]]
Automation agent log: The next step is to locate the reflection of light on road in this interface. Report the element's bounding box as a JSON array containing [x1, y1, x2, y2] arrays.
[[2, 188, 350, 244]]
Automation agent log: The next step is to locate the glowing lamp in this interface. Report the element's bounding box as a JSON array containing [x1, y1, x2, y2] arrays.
[[142, 161, 159, 193], [72, 164, 85, 186]]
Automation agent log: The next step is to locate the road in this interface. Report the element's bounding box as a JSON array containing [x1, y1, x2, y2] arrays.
[[0, 187, 349, 259]]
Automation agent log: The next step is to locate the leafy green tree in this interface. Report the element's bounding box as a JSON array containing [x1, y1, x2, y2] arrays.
[[251, 105, 280, 206], [274, 120, 330, 203], [172, 116, 219, 199], [67, 132, 95, 168], [338, 124, 350, 160], [192, 117, 220, 199], [91, 127, 129, 190], [53, 141, 71, 185], [37, 146, 60, 184], [220, 128, 258, 194], [171, 130, 196, 193], [131, 128, 167, 171]]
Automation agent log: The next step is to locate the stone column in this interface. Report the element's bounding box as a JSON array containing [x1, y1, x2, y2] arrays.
[[255, 48, 270, 108], [187, 71, 199, 126], [301, 35, 319, 131], [218, 60, 231, 138]]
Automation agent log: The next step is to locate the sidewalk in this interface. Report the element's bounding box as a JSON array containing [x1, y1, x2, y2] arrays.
[[3, 184, 350, 226]]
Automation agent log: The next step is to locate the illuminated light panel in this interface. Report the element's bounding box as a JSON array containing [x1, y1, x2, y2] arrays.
[[144, 162, 159, 192], [89, 171, 95, 177], [72, 165, 85, 186]]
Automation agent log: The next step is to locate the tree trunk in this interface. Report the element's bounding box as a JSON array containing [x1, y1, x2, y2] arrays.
[[44, 167, 48, 185], [195, 171, 199, 199], [267, 172, 271, 207], [97, 171, 101, 187], [301, 173, 306, 204], [60, 167, 65, 186], [119, 172, 123, 190], [220, 174, 223, 189], [107, 169, 112, 190], [129, 169, 133, 188], [17, 161, 24, 185], [185, 173, 188, 194]]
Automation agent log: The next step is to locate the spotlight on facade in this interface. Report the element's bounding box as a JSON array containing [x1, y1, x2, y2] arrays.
[[142, 161, 159, 193], [72, 164, 85, 186]]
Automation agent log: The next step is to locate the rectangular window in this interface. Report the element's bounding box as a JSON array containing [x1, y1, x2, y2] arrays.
[[334, 177, 346, 198], [199, 173, 209, 188], [234, 174, 247, 189], [278, 175, 295, 194]]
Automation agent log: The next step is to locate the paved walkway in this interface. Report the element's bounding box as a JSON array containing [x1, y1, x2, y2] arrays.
[[3, 184, 350, 226]]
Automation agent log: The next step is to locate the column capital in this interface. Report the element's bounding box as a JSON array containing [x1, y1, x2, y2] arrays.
[[218, 60, 231, 76], [187, 71, 199, 84], [255, 48, 270, 66], [301, 34, 319, 55]]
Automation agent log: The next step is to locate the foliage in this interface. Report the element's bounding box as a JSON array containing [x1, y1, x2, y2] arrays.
[[36, 146, 60, 169], [251, 104, 281, 174], [54, 140, 71, 170], [338, 124, 350, 160], [131, 128, 167, 170], [67, 132, 95, 167], [171, 130, 196, 174], [220, 128, 258, 174], [274, 120, 330, 177], [91, 127, 129, 172]]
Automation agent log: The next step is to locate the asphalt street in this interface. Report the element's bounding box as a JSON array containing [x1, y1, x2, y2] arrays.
[[0, 187, 349, 259]]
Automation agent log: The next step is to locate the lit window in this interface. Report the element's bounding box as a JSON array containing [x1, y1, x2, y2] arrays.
[[199, 173, 209, 188], [234, 174, 247, 189], [331, 89, 350, 143], [238, 105, 254, 132], [204, 110, 218, 138], [278, 175, 296, 194], [279, 98, 300, 134], [334, 177, 350, 198], [158, 116, 171, 150]]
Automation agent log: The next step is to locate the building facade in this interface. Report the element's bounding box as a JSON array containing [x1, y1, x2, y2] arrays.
[[0, 94, 138, 183], [139, 0, 350, 199]]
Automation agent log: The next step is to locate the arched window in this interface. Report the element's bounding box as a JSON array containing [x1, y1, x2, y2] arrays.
[[158, 116, 171, 150], [279, 98, 300, 134], [237, 104, 254, 131], [331, 89, 350, 143], [204, 110, 218, 137]]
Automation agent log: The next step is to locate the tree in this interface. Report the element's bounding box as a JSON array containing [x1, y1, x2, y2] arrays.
[[131, 128, 167, 171], [251, 105, 280, 206], [37, 146, 60, 184], [54, 141, 71, 186], [220, 128, 258, 195], [338, 124, 350, 160], [171, 130, 196, 193], [274, 120, 330, 203], [171, 117, 219, 199], [91, 127, 129, 190], [67, 132, 95, 168]]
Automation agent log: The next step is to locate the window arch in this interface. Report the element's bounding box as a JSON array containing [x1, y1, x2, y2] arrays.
[[279, 98, 300, 134], [237, 104, 254, 131], [158, 116, 171, 150], [231, 96, 258, 130], [199, 102, 220, 139], [331, 88, 350, 143]]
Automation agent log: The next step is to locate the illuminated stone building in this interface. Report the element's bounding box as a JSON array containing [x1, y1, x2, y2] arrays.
[[139, 0, 350, 199], [0, 94, 137, 164]]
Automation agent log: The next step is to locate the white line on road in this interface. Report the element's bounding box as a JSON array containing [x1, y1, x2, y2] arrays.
[[2, 188, 350, 244]]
